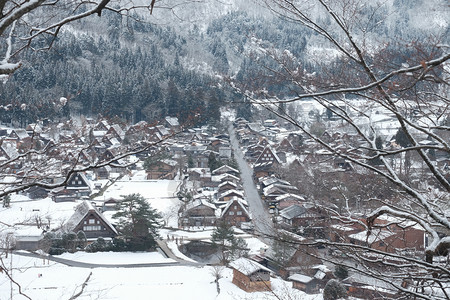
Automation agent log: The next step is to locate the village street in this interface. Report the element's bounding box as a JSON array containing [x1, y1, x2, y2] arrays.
[[228, 124, 275, 243]]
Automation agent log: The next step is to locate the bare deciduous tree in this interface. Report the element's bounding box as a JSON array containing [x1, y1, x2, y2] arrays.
[[236, 0, 449, 298]]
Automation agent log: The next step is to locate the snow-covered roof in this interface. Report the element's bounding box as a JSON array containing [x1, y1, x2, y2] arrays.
[[165, 117, 180, 127], [212, 173, 240, 183], [229, 257, 271, 275], [260, 176, 290, 187], [1, 143, 18, 159], [279, 205, 306, 220], [110, 124, 125, 139], [247, 123, 265, 133], [349, 229, 395, 244], [275, 193, 305, 202], [212, 165, 239, 175], [93, 130, 107, 137], [184, 198, 217, 212], [219, 189, 244, 199], [107, 137, 121, 146], [162, 159, 178, 167], [12, 129, 29, 140], [218, 181, 237, 189], [288, 274, 313, 283], [314, 270, 326, 280], [188, 168, 211, 177], [263, 184, 298, 197], [184, 145, 208, 152]]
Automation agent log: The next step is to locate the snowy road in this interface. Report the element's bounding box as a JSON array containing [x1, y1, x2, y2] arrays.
[[14, 247, 201, 268], [228, 124, 275, 242]]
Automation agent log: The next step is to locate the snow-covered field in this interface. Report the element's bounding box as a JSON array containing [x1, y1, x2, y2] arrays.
[[0, 252, 322, 300]]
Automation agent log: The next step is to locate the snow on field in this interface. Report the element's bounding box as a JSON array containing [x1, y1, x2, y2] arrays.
[[94, 175, 180, 214], [0, 196, 78, 228], [0, 252, 322, 300], [161, 227, 215, 241], [56, 251, 175, 264]]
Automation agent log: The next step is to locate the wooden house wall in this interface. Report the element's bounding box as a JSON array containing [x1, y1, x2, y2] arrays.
[[74, 212, 116, 239], [232, 269, 271, 292]]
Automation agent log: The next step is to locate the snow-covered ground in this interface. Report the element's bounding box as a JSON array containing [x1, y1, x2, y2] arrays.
[[94, 170, 182, 227], [0, 252, 323, 300]]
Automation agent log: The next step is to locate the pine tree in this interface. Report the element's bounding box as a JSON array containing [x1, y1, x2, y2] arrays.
[[334, 265, 349, 281], [113, 193, 162, 251], [166, 79, 180, 117], [211, 221, 236, 264], [323, 279, 347, 300]]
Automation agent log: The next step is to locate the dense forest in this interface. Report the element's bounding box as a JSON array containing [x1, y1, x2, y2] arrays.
[[0, 1, 446, 127]]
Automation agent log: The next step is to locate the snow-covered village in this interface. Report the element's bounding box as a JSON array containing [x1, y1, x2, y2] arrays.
[[0, 0, 449, 299]]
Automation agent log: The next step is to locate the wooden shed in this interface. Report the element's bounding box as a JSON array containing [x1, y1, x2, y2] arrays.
[[230, 257, 271, 292]]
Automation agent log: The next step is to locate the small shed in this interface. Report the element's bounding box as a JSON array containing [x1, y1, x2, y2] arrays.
[[289, 273, 319, 294], [230, 257, 271, 292]]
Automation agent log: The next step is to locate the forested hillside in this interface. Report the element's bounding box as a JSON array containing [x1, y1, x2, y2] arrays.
[[0, 1, 447, 126]]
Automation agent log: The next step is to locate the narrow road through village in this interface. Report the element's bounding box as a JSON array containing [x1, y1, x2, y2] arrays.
[[228, 123, 275, 244]]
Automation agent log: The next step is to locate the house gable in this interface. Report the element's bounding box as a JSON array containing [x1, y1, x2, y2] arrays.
[[67, 201, 118, 239], [67, 173, 91, 190], [255, 146, 281, 166], [220, 198, 251, 227]]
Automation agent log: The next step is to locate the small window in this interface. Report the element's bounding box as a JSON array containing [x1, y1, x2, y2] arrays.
[[89, 219, 95, 224], [229, 211, 234, 215], [234, 206, 237, 209], [237, 211, 242, 216], [83, 225, 101, 231]]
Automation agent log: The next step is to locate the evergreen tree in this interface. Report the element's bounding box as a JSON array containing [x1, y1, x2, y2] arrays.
[[166, 79, 180, 117], [334, 265, 349, 281], [208, 152, 223, 172], [211, 221, 236, 264], [113, 193, 162, 251], [236, 97, 252, 121], [323, 279, 347, 300], [187, 154, 195, 168], [206, 90, 221, 125], [271, 233, 294, 269], [394, 128, 411, 148], [229, 236, 248, 261]]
